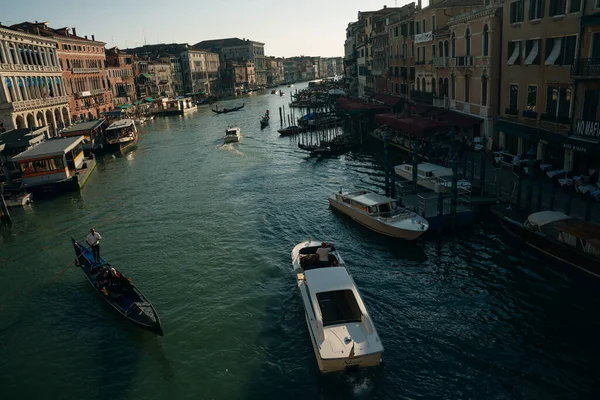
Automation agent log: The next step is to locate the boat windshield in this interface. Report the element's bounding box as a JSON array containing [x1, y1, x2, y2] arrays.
[[316, 290, 362, 326]]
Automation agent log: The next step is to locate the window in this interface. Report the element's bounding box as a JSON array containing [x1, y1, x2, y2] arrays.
[[507, 41, 521, 65], [527, 85, 537, 111], [444, 41, 449, 57], [432, 78, 436, 94], [432, 45, 436, 58], [582, 89, 600, 120], [545, 86, 572, 120], [483, 25, 489, 56], [482, 77, 488, 106], [423, 47, 426, 63], [416, 20, 420, 34], [451, 33, 456, 57], [545, 36, 576, 65], [402, 43, 407, 58], [417, 78, 420, 91], [451, 75, 455, 99], [549, 0, 567, 16], [465, 28, 471, 55], [410, 21, 414, 35], [510, 0, 525, 23], [509, 84, 519, 110], [592, 32, 600, 58], [395, 83, 399, 93], [529, 0, 545, 19], [422, 77, 426, 91], [316, 290, 362, 327], [412, 42, 415, 57], [395, 66, 399, 77], [570, 0, 581, 12], [417, 47, 421, 61], [422, 19, 426, 32], [432, 16, 436, 31], [524, 39, 541, 64], [465, 76, 470, 102], [438, 42, 443, 58], [401, 24, 407, 36], [394, 26, 399, 37]]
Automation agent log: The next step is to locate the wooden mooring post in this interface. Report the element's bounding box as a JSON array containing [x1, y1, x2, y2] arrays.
[[279, 107, 283, 126]]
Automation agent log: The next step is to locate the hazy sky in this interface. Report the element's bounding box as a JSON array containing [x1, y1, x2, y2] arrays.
[[2, 0, 417, 58]]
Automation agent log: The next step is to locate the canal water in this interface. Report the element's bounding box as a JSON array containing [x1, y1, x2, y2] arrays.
[[2, 83, 600, 399]]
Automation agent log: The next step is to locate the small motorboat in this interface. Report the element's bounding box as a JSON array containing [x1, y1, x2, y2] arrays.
[[224, 126, 241, 143], [277, 125, 306, 136], [71, 237, 163, 335], [329, 190, 429, 239], [291, 239, 384, 373]]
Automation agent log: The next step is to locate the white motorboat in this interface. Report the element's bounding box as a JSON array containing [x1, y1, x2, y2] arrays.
[[291, 240, 384, 373], [394, 162, 472, 193], [329, 190, 428, 240], [104, 119, 138, 153], [224, 126, 240, 143], [1, 190, 32, 207]]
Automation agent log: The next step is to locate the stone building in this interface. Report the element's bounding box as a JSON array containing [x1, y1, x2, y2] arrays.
[[180, 48, 220, 95], [105, 47, 136, 106], [0, 24, 70, 135]]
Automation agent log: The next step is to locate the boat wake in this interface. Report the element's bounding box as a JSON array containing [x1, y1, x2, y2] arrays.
[[219, 143, 244, 156]]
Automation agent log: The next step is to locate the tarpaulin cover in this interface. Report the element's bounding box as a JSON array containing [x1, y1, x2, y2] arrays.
[[374, 113, 451, 137]]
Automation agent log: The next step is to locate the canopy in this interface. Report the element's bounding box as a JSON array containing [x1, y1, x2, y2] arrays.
[[371, 93, 402, 107], [563, 136, 600, 153], [117, 104, 133, 109], [374, 113, 451, 137], [337, 98, 389, 115], [145, 97, 155, 102], [141, 73, 153, 79], [328, 89, 346, 96]]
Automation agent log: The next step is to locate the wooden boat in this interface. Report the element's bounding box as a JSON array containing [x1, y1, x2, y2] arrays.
[[329, 190, 428, 239], [211, 104, 244, 114], [491, 207, 600, 278], [278, 125, 306, 136], [291, 239, 384, 373], [104, 119, 138, 153], [71, 237, 164, 335], [260, 111, 270, 128]]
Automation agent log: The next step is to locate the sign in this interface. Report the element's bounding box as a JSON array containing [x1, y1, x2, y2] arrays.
[[575, 119, 600, 138], [415, 31, 433, 44], [563, 142, 587, 152]]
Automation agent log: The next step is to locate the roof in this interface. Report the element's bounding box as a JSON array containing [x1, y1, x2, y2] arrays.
[[428, 0, 483, 9], [560, 221, 600, 247], [0, 127, 46, 148], [527, 211, 570, 227], [305, 267, 355, 294], [194, 37, 264, 50], [371, 93, 402, 107], [12, 136, 83, 161], [106, 119, 135, 131], [345, 192, 395, 207], [60, 120, 105, 135]]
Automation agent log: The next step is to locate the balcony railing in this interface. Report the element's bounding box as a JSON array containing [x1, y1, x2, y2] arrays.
[[72, 67, 101, 74], [455, 56, 474, 67], [522, 110, 537, 119], [433, 95, 449, 108], [11, 95, 70, 112], [410, 90, 434, 104], [415, 60, 426, 66], [540, 113, 571, 124], [0, 63, 61, 73], [571, 58, 600, 78], [505, 107, 519, 116]]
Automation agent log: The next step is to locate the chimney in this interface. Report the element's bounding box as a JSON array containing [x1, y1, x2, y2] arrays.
[[72, 27, 77, 37], [383, 5, 386, 8], [92, 34, 95, 41], [85, 35, 88, 40], [418, 0, 422, 9]]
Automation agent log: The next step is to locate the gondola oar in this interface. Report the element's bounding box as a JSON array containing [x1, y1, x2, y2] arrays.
[[50, 251, 86, 283]]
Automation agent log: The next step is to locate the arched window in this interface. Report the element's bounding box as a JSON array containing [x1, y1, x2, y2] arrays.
[[451, 75, 455, 99], [417, 78, 420, 91], [465, 28, 471, 56], [483, 25, 489, 56], [444, 78, 449, 97], [482, 77, 488, 106], [451, 33, 456, 58], [438, 42, 443, 58], [439, 78, 444, 96], [432, 79, 436, 95], [421, 77, 426, 92], [444, 41, 449, 58]]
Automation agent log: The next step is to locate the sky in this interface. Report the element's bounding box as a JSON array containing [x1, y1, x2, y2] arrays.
[[2, 0, 416, 58]]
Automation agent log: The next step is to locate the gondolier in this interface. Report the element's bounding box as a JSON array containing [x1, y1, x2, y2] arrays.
[[86, 228, 102, 263]]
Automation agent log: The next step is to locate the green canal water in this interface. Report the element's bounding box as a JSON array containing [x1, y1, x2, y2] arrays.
[[2, 83, 600, 399]]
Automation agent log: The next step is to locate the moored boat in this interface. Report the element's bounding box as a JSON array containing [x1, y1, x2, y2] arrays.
[[71, 237, 163, 335], [394, 162, 471, 193], [492, 207, 600, 277], [104, 119, 138, 154], [212, 103, 244, 114], [1, 188, 32, 207], [224, 126, 241, 143], [329, 190, 429, 239], [278, 125, 306, 136], [291, 240, 384, 373]]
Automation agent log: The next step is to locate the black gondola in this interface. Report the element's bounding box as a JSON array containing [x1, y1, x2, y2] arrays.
[[277, 125, 306, 136], [211, 103, 245, 114], [71, 237, 164, 335], [260, 110, 270, 128]]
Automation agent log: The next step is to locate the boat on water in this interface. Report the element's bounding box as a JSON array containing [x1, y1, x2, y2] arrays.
[[491, 207, 600, 278], [71, 237, 163, 335], [278, 125, 306, 136], [212, 104, 244, 114], [329, 190, 428, 239], [260, 110, 270, 128], [104, 119, 138, 153], [291, 240, 384, 373], [280, 91, 285, 97], [394, 162, 471, 193], [1, 188, 32, 207], [224, 126, 241, 143]]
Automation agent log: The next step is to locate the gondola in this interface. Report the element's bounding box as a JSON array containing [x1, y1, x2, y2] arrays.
[[260, 110, 270, 129], [211, 103, 245, 114], [71, 237, 164, 335], [277, 125, 306, 136]]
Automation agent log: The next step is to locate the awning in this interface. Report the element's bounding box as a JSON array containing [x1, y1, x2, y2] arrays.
[[371, 93, 402, 107], [374, 113, 451, 137], [117, 104, 133, 109], [133, 101, 141, 105], [437, 110, 483, 128], [145, 97, 155, 102], [411, 104, 434, 115], [530, 129, 567, 145], [101, 110, 123, 116], [337, 98, 390, 115], [142, 73, 153, 79], [496, 120, 531, 139], [562, 136, 600, 153]]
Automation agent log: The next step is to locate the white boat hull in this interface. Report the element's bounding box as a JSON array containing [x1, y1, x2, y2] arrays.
[[3, 192, 32, 207], [329, 197, 427, 240]]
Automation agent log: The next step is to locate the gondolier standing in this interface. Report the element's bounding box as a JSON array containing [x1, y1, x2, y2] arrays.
[[86, 228, 102, 263]]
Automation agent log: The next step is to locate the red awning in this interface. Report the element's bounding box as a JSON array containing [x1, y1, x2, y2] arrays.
[[411, 104, 434, 115], [437, 110, 483, 128], [371, 93, 402, 107], [374, 113, 451, 137], [337, 98, 390, 114]]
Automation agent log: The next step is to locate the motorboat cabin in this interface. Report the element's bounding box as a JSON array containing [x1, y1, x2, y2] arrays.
[[394, 162, 471, 193], [224, 127, 240, 143], [104, 119, 138, 153], [329, 190, 428, 240], [11, 136, 96, 198], [291, 240, 384, 373]]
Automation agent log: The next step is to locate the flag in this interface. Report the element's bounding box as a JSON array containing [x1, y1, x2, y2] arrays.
[[349, 343, 355, 358]]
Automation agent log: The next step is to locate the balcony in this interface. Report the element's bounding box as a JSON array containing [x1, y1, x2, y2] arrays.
[[0, 64, 61, 73], [433, 95, 449, 108], [72, 67, 101, 74], [540, 113, 571, 125], [571, 58, 600, 78], [11, 95, 70, 112], [410, 90, 434, 104], [415, 60, 426, 66], [455, 56, 474, 67], [505, 107, 519, 116], [522, 110, 538, 119]]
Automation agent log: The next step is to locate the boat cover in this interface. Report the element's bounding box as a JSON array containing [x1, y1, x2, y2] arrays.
[[527, 211, 570, 227]]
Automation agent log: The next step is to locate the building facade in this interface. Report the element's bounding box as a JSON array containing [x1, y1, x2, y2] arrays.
[[0, 25, 70, 135], [180, 48, 220, 95], [105, 47, 135, 106]]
